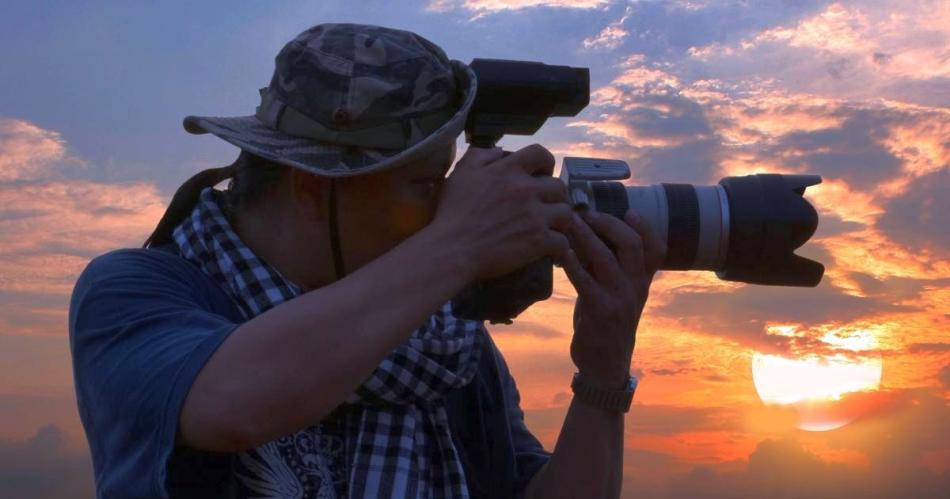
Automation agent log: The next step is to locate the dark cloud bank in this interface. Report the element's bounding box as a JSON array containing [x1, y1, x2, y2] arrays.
[[0, 425, 94, 499], [618, 389, 950, 499]]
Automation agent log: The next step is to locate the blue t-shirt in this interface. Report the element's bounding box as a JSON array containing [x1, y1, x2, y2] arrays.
[[69, 245, 550, 499]]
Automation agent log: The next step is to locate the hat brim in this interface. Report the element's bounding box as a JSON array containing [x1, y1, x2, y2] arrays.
[[182, 60, 476, 178]]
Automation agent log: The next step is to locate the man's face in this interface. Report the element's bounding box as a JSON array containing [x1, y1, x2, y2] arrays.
[[334, 142, 457, 273]]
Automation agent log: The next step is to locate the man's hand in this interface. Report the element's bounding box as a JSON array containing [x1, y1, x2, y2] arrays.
[[561, 209, 666, 387], [429, 145, 573, 281]]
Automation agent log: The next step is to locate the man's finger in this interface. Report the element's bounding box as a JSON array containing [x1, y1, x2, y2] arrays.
[[624, 210, 666, 276], [540, 203, 574, 233], [568, 212, 623, 285], [534, 176, 569, 204], [582, 210, 645, 280], [493, 143, 555, 177], [560, 248, 599, 298]]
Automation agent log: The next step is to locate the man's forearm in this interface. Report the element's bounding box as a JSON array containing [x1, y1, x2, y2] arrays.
[[178, 223, 474, 452], [525, 396, 625, 499]]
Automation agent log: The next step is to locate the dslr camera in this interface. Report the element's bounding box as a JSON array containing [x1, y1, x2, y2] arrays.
[[452, 59, 824, 324]]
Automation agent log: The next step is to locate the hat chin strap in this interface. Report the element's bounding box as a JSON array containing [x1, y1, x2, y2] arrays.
[[328, 179, 346, 281]]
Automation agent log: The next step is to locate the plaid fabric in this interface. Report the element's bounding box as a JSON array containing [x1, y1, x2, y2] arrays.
[[172, 187, 484, 498]]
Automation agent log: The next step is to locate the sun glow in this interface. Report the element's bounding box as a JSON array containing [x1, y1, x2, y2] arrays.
[[751, 328, 883, 431]]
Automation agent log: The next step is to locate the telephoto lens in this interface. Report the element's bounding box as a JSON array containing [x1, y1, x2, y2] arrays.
[[575, 173, 824, 287]]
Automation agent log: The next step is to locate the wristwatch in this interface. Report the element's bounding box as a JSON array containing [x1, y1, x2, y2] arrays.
[[571, 372, 638, 413]]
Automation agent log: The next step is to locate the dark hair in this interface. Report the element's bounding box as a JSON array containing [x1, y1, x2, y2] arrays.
[[220, 151, 288, 218], [142, 151, 288, 248]]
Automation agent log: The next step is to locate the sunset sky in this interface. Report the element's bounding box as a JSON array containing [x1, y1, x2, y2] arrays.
[[1, 1, 948, 498]]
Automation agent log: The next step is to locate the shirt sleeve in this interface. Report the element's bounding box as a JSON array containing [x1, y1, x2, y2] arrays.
[[491, 342, 552, 498], [68, 249, 240, 499]]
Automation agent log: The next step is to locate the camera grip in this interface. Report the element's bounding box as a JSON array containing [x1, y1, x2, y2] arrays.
[[451, 257, 553, 324]]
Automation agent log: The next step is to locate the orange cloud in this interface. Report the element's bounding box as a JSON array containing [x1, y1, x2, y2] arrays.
[[538, 50, 949, 477], [0, 118, 165, 315], [0, 118, 172, 481], [752, 1, 950, 81], [615, 389, 949, 498], [0, 118, 84, 182], [0, 180, 166, 297], [582, 5, 632, 50], [880, 105, 950, 179], [583, 25, 627, 50], [566, 118, 690, 148], [685, 1, 950, 104], [754, 3, 868, 53]]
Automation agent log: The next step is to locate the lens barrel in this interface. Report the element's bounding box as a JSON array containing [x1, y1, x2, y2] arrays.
[[585, 174, 824, 287]]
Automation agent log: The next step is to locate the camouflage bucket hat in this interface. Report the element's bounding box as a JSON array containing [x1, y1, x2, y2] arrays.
[[182, 23, 477, 177], [143, 24, 475, 248]]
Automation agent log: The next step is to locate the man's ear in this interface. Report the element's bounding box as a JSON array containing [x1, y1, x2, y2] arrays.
[[288, 167, 330, 222]]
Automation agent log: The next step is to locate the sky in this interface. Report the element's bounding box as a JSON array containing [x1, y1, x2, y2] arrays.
[[0, 0, 948, 497]]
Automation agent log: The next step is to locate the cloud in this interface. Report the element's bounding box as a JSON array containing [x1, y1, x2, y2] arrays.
[[939, 364, 950, 388], [0, 118, 165, 300], [583, 24, 628, 51], [1, 5, 947, 499], [426, 0, 612, 16], [906, 343, 950, 354], [847, 274, 950, 304], [563, 60, 723, 182], [0, 334, 76, 400], [583, 5, 632, 50], [812, 212, 864, 239], [623, 389, 950, 499], [517, 8, 950, 492], [825, 389, 950, 482], [761, 108, 903, 190], [564, 50, 948, 192], [683, 1, 950, 106], [0, 391, 84, 446], [879, 77, 950, 108], [559, 49, 949, 335], [0, 425, 94, 499], [627, 137, 722, 183], [490, 320, 566, 339], [0, 118, 85, 182], [0, 116, 164, 498], [0, 180, 166, 296], [523, 401, 743, 451], [614, 0, 830, 59], [648, 367, 693, 376], [629, 403, 741, 436], [653, 437, 867, 499], [654, 278, 911, 354], [877, 168, 950, 260]]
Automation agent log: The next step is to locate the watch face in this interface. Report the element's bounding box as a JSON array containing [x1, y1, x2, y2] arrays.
[[626, 375, 639, 391]]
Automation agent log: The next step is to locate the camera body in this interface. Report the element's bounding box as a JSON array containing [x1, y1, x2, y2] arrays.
[[452, 59, 824, 324]]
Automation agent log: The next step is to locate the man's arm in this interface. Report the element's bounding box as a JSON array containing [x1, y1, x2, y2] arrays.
[[179, 145, 574, 452], [523, 208, 664, 498], [524, 398, 624, 499], [491, 337, 620, 499], [179, 223, 474, 451]]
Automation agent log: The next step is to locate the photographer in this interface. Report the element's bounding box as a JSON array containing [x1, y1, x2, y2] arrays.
[[68, 23, 664, 499]]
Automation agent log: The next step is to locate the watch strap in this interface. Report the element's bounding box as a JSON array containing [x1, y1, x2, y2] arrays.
[[571, 372, 637, 413]]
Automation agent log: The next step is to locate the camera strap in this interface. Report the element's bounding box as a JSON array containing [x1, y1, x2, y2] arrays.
[[328, 178, 346, 281]]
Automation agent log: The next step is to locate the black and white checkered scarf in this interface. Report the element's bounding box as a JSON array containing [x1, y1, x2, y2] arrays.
[[172, 187, 484, 498]]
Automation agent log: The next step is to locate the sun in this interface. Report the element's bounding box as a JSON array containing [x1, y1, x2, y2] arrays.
[[751, 327, 883, 431]]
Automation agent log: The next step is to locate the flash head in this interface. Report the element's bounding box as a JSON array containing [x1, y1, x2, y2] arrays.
[[466, 59, 589, 148]]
